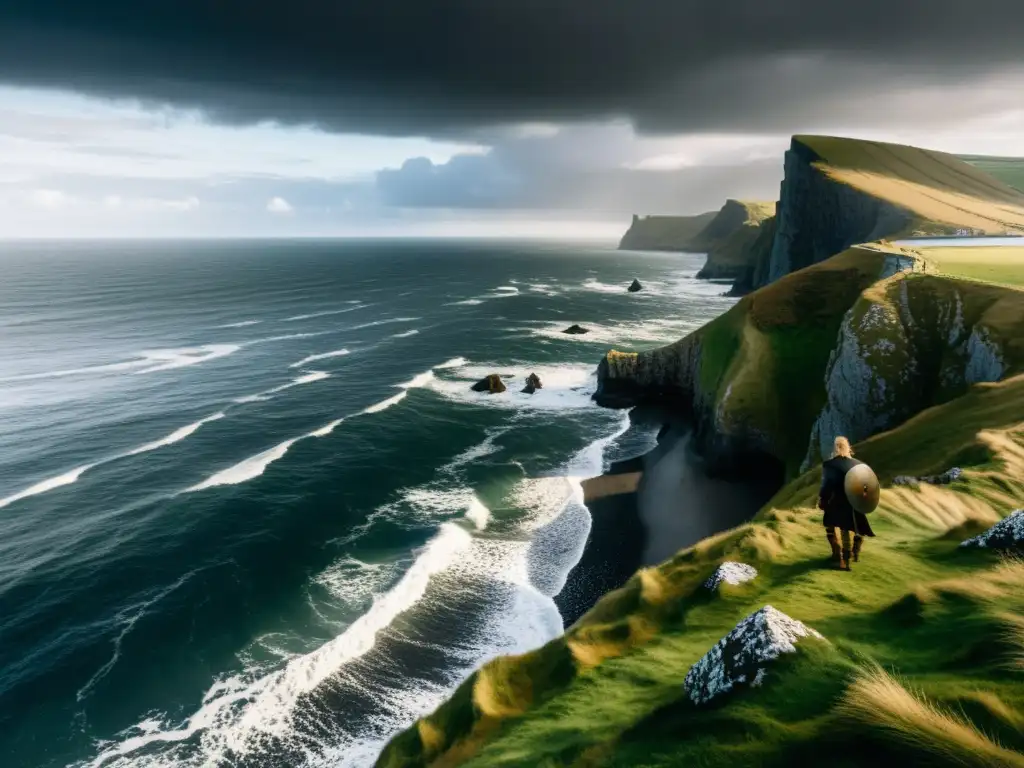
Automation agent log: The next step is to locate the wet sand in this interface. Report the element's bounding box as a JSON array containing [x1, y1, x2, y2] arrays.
[[555, 417, 779, 628]]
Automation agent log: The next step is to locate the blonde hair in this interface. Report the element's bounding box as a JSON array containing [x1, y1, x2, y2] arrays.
[[832, 436, 854, 459]]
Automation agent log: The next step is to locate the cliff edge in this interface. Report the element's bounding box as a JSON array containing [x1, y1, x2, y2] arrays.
[[618, 211, 717, 251]]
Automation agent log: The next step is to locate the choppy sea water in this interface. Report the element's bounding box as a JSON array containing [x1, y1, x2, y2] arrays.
[[0, 240, 734, 767]]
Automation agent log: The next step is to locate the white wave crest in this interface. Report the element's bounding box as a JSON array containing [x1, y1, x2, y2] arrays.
[[360, 392, 407, 415], [391, 329, 419, 339], [0, 464, 94, 510], [349, 317, 420, 331], [133, 345, 242, 375], [216, 320, 261, 328], [187, 439, 297, 491], [289, 349, 351, 368], [435, 357, 467, 370], [282, 306, 366, 323], [124, 413, 226, 457], [86, 524, 474, 767]]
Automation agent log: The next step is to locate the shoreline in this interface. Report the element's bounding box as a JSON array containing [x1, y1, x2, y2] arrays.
[[555, 407, 779, 628]]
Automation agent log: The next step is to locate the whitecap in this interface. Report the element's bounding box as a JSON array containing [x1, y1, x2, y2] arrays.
[[360, 392, 407, 415], [133, 345, 241, 375], [215, 320, 262, 329], [391, 329, 420, 339], [282, 306, 366, 323], [187, 438, 297, 491], [0, 464, 94, 510], [349, 317, 420, 331], [289, 349, 351, 368], [425, 361, 598, 411], [448, 298, 483, 306], [465, 496, 491, 531], [435, 357, 467, 370], [123, 413, 226, 457]]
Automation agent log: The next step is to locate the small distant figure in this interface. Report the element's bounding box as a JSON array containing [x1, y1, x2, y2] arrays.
[[818, 436, 877, 571]]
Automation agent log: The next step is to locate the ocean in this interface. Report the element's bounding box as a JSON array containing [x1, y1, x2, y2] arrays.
[[0, 239, 735, 768]]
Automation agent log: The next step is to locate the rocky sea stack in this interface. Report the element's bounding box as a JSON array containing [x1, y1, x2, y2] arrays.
[[628, 279, 643, 293], [522, 373, 543, 394], [470, 374, 506, 394], [563, 324, 589, 335]]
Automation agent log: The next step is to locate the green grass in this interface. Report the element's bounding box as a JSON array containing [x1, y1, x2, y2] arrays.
[[915, 245, 1024, 288], [377, 388, 1024, 766], [793, 135, 1024, 235], [961, 155, 1024, 193]]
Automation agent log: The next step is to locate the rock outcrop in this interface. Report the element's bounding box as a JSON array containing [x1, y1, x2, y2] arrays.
[[628, 279, 643, 293], [762, 138, 913, 288], [893, 467, 964, 486], [960, 509, 1024, 550], [696, 201, 776, 282], [683, 606, 823, 706], [563, 324, 589, 335], [703, 562, 758, 591], [471, 374, 506, 394], [522, 373, 543, 394], [618, 211, 718, 251]]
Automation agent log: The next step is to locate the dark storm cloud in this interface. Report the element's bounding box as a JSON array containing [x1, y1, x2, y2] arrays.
[[1, 1, 1023, 136]]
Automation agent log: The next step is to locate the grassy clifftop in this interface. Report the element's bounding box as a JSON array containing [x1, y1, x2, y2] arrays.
[[378, 371, 1024, 767], [795, 135, 1024, 236], [618, 212, 718, 251], [378, 243, 1024, 767], [694, 200, 776, 280]]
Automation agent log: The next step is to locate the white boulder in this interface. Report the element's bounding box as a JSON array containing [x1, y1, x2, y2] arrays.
[[704, 562, 758, 591], [683, 605, 823, 706]]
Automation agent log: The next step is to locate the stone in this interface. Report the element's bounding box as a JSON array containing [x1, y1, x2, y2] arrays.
[[960, 509, 1024, 550], [628, 279, 643, 293], [893, 467, 964, 487], [683, 606, 824, 706], [563, 324, 589, 335], [522, 373, 543, 395], [704, 562, 758, 591], [471, 374, 506, 394]]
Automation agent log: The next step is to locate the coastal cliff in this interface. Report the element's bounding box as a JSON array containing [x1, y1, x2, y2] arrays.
[[618, 211, 717, 251], [756, 135, 1024, 290], [694, 200, 775, 281], [375, 137, 1024, 768]]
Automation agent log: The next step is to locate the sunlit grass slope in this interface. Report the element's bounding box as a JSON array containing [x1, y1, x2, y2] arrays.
[[961, 155, 1024, 193], [378, 372, 1024, 767], [797, 135, 1024, 235], [914, 244, 1024, 288]]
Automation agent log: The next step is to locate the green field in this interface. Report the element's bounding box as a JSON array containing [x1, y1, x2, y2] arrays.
[[916, 245, 1024, 287], [961, 155, 1024, 193]]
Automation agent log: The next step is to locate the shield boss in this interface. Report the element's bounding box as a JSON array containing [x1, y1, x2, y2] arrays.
[[845, 463, 880, 514]]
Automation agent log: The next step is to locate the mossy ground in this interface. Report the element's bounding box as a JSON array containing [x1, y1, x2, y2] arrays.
[[378, 373, 1024, 768]]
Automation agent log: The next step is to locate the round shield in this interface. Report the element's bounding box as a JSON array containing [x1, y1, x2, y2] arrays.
[[844, 463, 880, 514]]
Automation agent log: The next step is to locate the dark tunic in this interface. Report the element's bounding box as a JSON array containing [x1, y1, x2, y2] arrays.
[[819, 457, 876, 537]]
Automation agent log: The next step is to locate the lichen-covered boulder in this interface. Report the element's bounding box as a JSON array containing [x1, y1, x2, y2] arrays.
[[628, 279, 643, 293], [960, 509, 1024, 550], [683, 606, 824, 706], [471, 374, 506, 394], [704, 562, 758, 591]]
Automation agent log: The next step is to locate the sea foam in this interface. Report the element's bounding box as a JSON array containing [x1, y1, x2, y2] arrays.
[[124, 413, 226, 457], [289, 349, 351, 368], [0, 464, 94, 510]]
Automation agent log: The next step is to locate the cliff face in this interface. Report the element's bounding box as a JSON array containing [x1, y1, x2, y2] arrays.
[[695, 201, 775, 281], [618, 211, 717, 251], [597, 248, 1024, 478], [761, 139, 912, 288], [729, 214, 777, 294]]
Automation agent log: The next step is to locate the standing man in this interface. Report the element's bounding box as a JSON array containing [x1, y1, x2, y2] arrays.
[[818, 436, 876, 570]]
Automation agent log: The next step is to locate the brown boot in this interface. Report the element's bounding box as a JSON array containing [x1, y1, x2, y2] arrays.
[[852, 536, 864, 563], [827, 529, 842, 563], [841, 531, 853, 571]]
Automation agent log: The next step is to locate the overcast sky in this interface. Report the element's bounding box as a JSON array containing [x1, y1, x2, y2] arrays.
[[3, 1, 1024, 237]]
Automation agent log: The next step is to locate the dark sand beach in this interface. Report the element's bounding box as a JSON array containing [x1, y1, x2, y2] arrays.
[[556, 410, 780, 627]]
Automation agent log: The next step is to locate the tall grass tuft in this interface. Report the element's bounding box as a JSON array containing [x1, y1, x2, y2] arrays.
[[837, 665, 1024, 767]]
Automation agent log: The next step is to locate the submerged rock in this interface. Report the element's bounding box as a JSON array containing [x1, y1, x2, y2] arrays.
[[628, 279, 643, 293], [683, 605, 824, 706], [960, 509, 1024, 550], [563, 324, 589, 335], [893, 467, 964, 487], [704, 562, 758, 591], [471, 374, 506, 394], [522, 373, 543, 395]]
